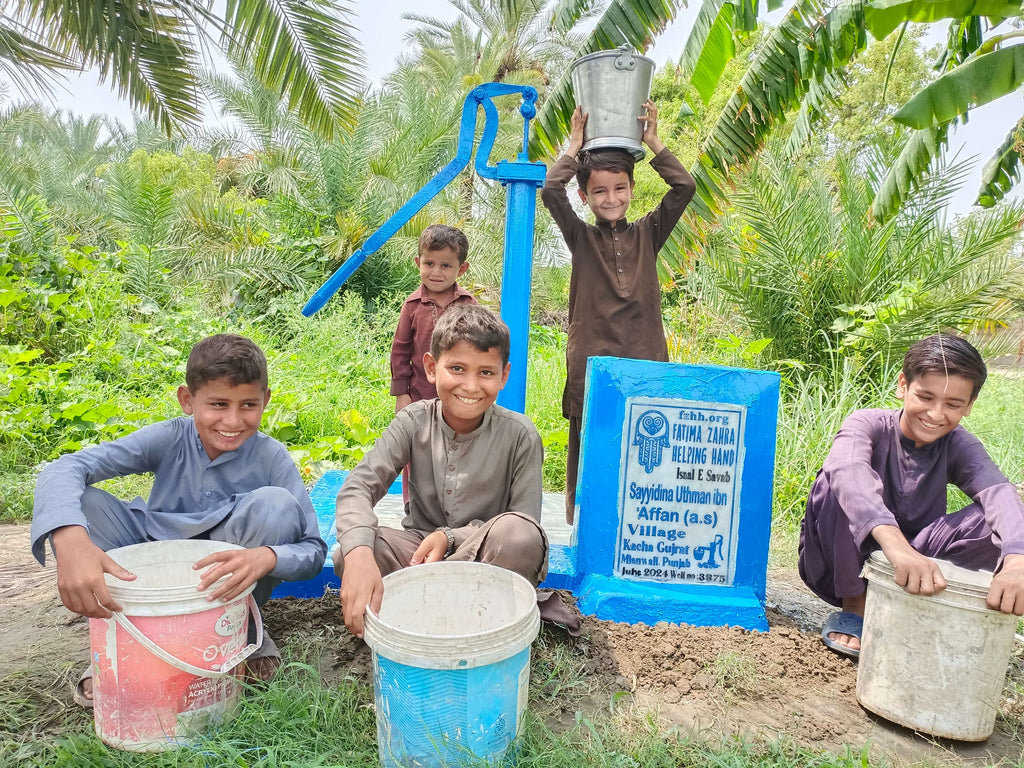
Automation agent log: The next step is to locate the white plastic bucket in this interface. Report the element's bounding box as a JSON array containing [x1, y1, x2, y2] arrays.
[[363, 561, 540, 768], [857, 551, 1017, 740], [570, 45, 655, 160], [89, 540, 262, 751]]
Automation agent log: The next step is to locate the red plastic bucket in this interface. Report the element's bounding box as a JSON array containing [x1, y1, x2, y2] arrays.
[[88, 540, 262, 752]]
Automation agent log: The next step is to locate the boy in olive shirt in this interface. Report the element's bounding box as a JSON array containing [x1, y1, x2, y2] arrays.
[[336, 305, 547, 638]]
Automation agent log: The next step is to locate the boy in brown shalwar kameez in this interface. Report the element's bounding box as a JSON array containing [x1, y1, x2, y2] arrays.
[[541, 100, 696, 524]]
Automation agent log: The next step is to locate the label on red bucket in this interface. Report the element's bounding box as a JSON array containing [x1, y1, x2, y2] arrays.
[[90, 600, 248, 752]]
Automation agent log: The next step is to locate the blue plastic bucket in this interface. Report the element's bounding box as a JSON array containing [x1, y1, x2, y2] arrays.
[[363, 562, 540, 768]]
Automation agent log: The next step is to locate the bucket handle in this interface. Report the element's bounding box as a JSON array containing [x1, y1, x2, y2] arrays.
[[614, 44, 637, 71], [111, 594, 264, 679]]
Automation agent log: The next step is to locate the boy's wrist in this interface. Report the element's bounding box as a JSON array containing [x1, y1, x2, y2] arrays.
[[437, 526, 455, 558]]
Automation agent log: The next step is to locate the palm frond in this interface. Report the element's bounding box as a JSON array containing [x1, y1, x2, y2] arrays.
[[222, 0, 366, 139], [0, 23, 75, 99], [684, 0, 866, 216], [19, 0, 206, 132], [783, 69, 846, 155], [550, 0, 601, 33], [870, 124, 949, 222], [977, 118, 1023, 207]]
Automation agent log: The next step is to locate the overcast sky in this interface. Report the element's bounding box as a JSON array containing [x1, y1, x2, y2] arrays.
[[29, 0, 1023, 215]]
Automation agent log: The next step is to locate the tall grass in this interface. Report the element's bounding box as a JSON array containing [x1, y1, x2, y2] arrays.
[[772, 367, 894, 533]]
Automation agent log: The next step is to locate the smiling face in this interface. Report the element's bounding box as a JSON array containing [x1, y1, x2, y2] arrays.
[[177, 377, 271, 460], [896, 371, 975, 447], [424, 341, 510, 434], [578, 168, 634, 222], [416, 246, 469, 301]]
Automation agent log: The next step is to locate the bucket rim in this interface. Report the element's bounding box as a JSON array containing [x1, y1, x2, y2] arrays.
[[364, 605, 537, 644], [570, 48, 655, 70], [369, 561, 538, 638], [103, 540, 255, 604], [862, 551, 995, 601], [363, 561, 541, 669]]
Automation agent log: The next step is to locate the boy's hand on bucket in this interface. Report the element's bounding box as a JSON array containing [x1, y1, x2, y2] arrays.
[[340, 547, 384, 639], [194, 547, 277, 602], [568, 106, 587, 156], [639, 100, 665, 154], [52, 526, 135, 618], [873, 525, 947, 596], [409, 531, 448, 565], [987, 554, 1024, 615]]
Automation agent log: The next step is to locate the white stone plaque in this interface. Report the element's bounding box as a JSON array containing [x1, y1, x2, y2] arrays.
[[614, 397, 745, 585]]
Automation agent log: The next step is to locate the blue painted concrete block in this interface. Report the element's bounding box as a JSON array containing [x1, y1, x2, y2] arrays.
[[567, 357, 780, 630], [273, 469, 401, 599]]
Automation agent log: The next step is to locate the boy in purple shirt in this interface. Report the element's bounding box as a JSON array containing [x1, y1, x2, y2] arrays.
[[800, 334, 1024, 658], [31, 334, 327, 704]]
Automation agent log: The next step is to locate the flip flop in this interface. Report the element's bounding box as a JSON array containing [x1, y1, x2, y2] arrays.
[[73, 667, 94, 709], [821, 610, 862, 659]]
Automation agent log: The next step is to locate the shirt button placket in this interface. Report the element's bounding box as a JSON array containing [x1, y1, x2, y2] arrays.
[[444, 442, 458, 514]]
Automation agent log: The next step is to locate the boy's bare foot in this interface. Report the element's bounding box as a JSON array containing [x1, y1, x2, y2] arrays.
[[74, 669, 94, 708]]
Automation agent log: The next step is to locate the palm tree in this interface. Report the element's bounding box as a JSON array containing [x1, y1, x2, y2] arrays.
[[0, 0, 365, 139], [693, 137, 1024, 374], [530, 0, 1024, 221]]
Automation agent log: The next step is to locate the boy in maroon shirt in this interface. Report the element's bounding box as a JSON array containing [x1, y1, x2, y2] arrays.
[[390, 224, 478, 410], [389, 225, 477, 502]]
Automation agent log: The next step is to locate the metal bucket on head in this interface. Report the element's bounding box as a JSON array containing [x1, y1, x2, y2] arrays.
[[570, 45, 655, 160], [857, 551, 1017, 741]]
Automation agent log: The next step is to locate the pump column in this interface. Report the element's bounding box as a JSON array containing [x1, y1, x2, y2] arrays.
[[495, 159, 546, 412]]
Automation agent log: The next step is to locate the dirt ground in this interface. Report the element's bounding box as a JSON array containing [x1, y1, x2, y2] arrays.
[[4, 523, 1023, 766]]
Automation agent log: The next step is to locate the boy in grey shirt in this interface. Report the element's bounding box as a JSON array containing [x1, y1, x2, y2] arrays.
[[32, 334, 326, 703]]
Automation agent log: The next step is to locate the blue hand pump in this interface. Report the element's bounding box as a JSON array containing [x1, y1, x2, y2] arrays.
[[302, 84, 546, 413]]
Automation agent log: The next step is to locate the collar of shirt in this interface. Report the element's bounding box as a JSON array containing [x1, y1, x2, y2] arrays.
[[434, 400, 494, 441], [406, 283, 473, 306], [596, 218, 629, 232]]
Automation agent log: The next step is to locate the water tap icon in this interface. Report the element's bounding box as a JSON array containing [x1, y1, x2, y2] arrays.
[[693, 534, 724, 569]]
